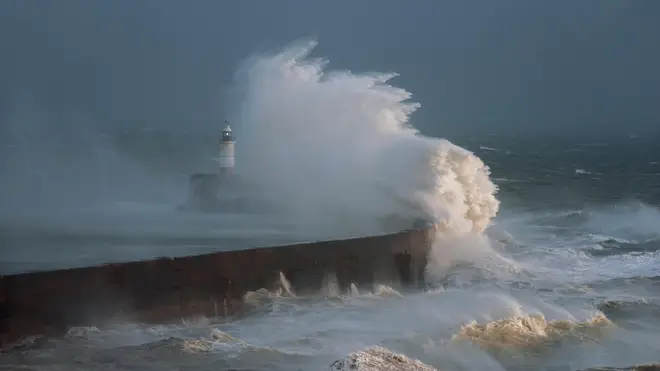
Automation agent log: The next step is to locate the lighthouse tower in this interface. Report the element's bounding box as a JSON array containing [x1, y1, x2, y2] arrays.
[[181, 121, 237, 212], [215, 122, 235, 174]]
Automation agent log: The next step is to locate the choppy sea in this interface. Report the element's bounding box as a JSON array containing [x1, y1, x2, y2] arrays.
[[2, 133, 659, 371]]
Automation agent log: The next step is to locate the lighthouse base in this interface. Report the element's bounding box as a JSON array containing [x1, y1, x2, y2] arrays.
[[179, 173, 257, 213], [179, 173, 225, 212]]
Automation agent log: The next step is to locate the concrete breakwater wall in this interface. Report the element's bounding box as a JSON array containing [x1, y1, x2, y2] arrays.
[[0, 226, 436, 348]]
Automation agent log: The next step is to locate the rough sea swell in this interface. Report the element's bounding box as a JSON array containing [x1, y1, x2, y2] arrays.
[[2, 40, 660, 370]]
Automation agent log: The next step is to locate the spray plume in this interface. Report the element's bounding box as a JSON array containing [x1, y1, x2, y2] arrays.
[[230, 39, 499, 237]]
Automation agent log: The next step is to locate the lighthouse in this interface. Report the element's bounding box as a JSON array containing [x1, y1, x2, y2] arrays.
[[215, 122, 236, 174], [180, 121, 237, 212]]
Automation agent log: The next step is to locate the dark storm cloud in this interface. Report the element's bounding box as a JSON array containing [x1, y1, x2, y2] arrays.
[[0, 0, 659, 138]]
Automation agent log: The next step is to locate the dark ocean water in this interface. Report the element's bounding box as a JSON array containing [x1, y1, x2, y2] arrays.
[[2, 131, 660, 371], [466, 132, 660, 210]]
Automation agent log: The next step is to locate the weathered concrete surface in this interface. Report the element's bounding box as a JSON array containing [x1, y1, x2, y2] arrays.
[[0, 226, 435, 348]]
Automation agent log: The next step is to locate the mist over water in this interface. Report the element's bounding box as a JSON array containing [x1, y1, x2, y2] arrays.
[[0, 105, 182, 225]]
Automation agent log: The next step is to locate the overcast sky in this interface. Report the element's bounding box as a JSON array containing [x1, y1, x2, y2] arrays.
[[1, 0, 659, 139]]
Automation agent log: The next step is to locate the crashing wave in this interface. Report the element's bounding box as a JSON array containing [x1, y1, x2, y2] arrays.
[[230, 39, 499, 237]]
